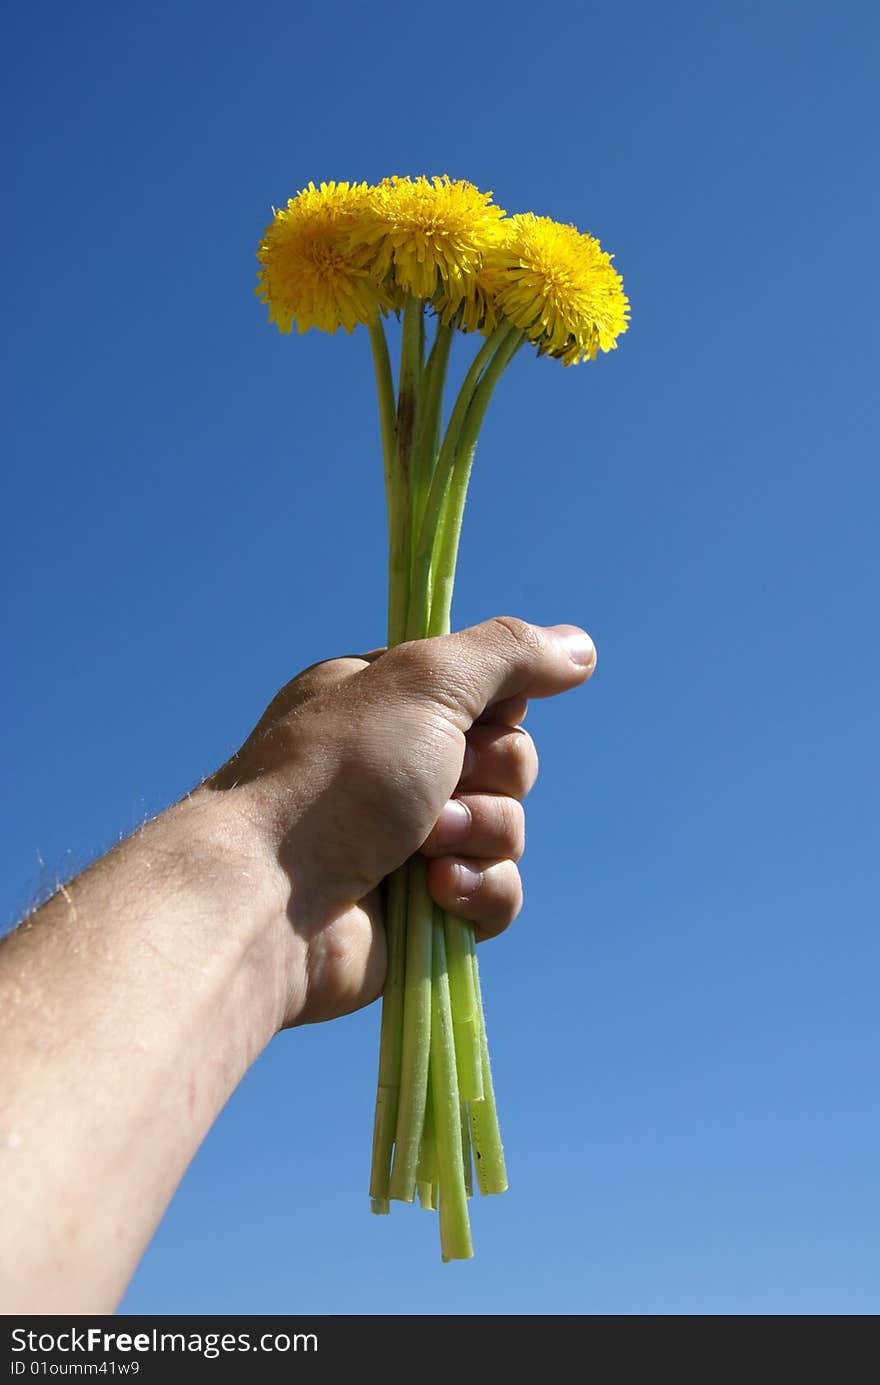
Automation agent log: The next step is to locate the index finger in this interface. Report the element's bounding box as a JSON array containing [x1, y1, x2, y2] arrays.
[[477, 694, 529, 728]]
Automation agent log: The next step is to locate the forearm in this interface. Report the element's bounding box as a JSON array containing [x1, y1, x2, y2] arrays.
[[0, 788, 290, 1313]]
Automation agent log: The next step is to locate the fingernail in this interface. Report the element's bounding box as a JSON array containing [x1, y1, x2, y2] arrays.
[[547, 624, 597, 670], [462, 742, 478, 778], [433, 799, 471, 848], [453, 862, 482, 896]]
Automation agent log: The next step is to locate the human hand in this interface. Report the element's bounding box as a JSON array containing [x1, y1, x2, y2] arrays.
[[0, 616, 596, 1311], [204, 617, 596, 1026]]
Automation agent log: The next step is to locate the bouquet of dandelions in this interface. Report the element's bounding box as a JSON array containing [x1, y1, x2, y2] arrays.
[[255, 176, 629, 1260]]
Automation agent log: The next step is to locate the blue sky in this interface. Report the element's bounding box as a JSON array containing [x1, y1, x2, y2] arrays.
[[3, 0, 878, 1314]]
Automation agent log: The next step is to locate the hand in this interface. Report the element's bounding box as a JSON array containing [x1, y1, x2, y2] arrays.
[[0, 614, 595, 1311], [204, 617, 596, 1026]]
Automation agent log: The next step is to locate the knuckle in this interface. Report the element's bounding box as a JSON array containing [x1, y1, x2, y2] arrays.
[[494, 863, 523, 925], [506, 728, 539, 795], [489, 615, 543, 659], [385, 638, 471, 719], [386, 638, 434, 679], [499, 798, 526, 859]]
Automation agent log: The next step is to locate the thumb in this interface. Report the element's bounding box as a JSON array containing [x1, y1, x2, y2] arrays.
[[375, 616, 597, 731]]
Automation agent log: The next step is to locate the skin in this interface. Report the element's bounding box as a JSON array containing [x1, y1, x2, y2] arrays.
[[0, 616, 596, 1313]]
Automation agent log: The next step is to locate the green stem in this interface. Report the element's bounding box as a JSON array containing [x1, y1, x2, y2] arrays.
[[390, 297, 422, 648], [444, 914, 483, 1101], [367, 314, 407, 1214], [388, 856, 433, 1202], [461, 1100, 474, 1199], [415, 319, 455, 474], [408, 319, 455, 584], [416, 1181, 436, 1212], [368, 868, 408, 1205], [386, 298, 433, 1202], [430, 914, 473, 1261], [397, 298, 427, 642], [368, 316, 397, 510], [369, 317, 407, 647], [407, 326, 513, 636], [428, 328, 525, 637], [469, 949, 508, 1196], [416, 1071, 438, 1210], [420, 318, 456, 465], [416, 305, 425, 383], [369, 307, 516, 1249], [421, 329, 522, 1112], [397, 298, 422, 490]]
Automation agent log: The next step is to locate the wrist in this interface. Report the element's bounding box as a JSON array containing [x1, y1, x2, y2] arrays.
[[180, 782, 309, 1029]]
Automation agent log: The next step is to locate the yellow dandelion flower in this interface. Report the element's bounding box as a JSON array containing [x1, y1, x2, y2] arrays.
[[487, 214, 630, 365], [436, 267, 501, 336], [255, 181, 388, 336], [352, 175, 506, 308]]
